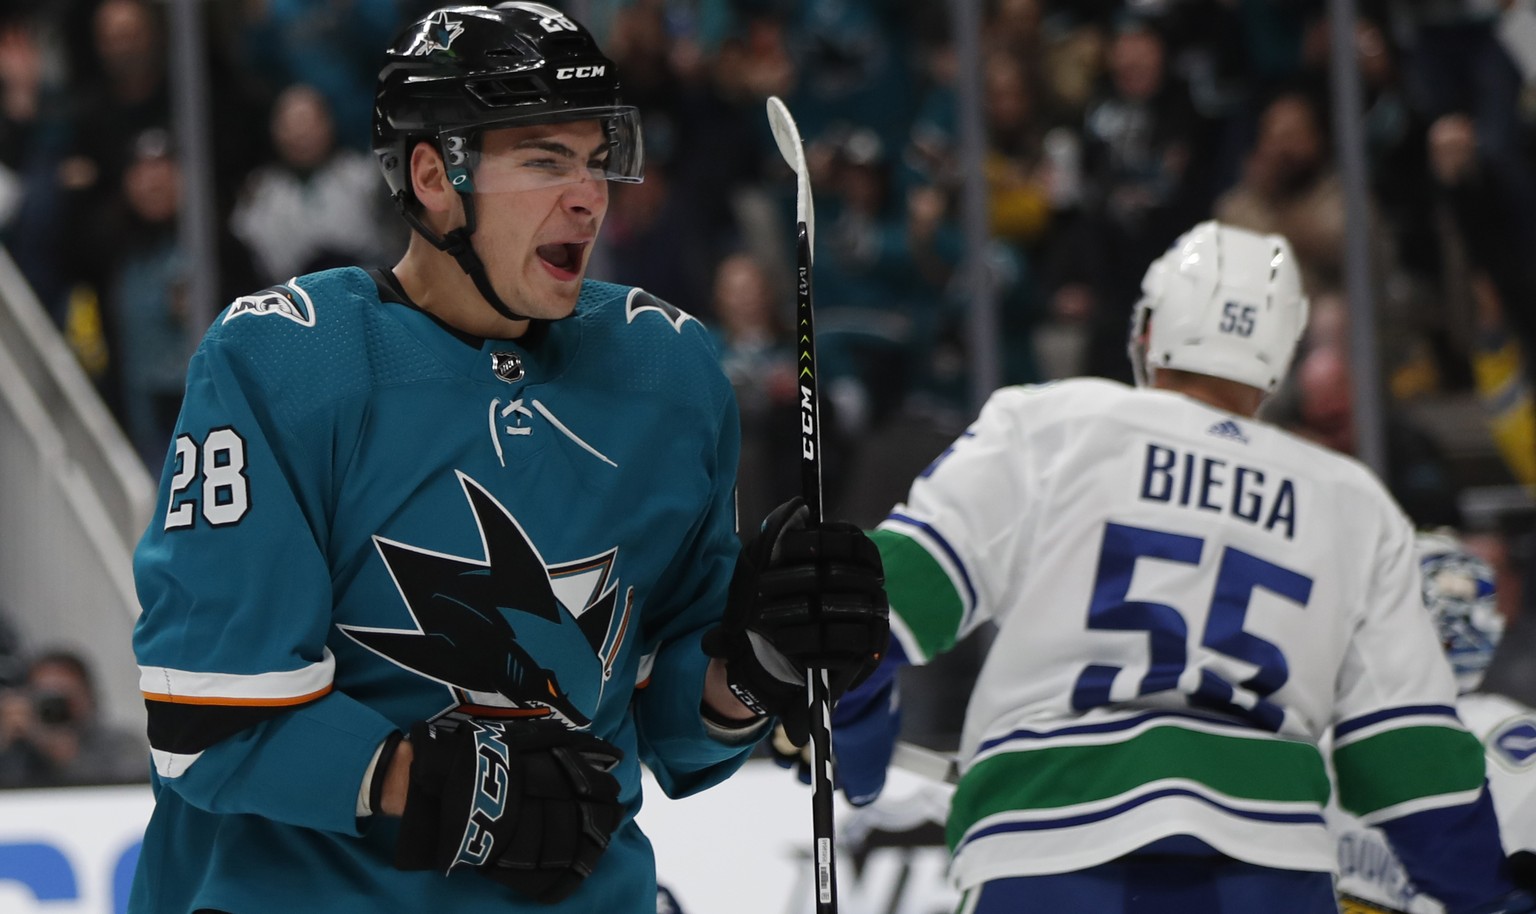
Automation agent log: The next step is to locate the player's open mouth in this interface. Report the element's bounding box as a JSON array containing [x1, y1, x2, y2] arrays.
[[536, 242, 586, 281]]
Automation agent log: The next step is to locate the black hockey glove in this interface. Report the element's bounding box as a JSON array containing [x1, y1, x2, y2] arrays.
[[1510, 852, 1536, 893], [702, 497, 889, 747], [394, 718, 624, 904]]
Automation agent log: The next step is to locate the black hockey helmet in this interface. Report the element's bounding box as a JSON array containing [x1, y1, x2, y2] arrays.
[[374, 2, 642, 205], [371, 3, 643, 320]]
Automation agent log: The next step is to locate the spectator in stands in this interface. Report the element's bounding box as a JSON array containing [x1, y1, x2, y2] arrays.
[[598, 158, 713, 320], [50, 0, 259, 325], [33, 0, 175, 394], [783, 0, 918, 154], [0, 603, 26, 691], [1335, 18, 1436, 289], [0, 18, 42, 230], [0, 649, 147, 788], [56, 0, 170, 254], [596, 0, 764, 320], [97, 128, 189, 463], [813, 125, 961, 432], [1393, 0, 1536, 243], [1215, 90, 1345, 294], [711, 11, 794, 108], [907, 12, 1079, 240], [985, 0, 1042, 64], [710, 251, 801, 531], [978, 52, 1053, 248], [232, 0, 403, 150], [1034, 12, 1108, 131], [230, 83, 397, 284], [712, 253, 792, 402], [911, 48, 1055, 248], [1280, 298, 1464, 530], [1430, 111, 1536, 395], [1465, 271, 1536, 488], [0, 13, 72, 316], [898, 21, 1058, 398], [1215, 90, 1428, 395], [82, 128, 256, 465], [1046, 15, 1211, 383], [706, 249, 860, 527]]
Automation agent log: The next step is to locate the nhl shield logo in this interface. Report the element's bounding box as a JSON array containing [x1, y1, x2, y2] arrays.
[[491, 351, 524, 383]]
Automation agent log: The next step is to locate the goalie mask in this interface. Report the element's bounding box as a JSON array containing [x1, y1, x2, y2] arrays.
[[1416, 530, 1502, 694], [372, 2, 643, 320], [1129, 221, 1309, 393]]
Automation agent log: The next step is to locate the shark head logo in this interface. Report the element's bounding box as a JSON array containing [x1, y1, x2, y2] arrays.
[[413, 10, 466, 56], [340, 472, 633, 728]]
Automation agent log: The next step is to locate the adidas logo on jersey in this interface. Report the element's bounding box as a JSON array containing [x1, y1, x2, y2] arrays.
[[1207, 419, 1248, 444]]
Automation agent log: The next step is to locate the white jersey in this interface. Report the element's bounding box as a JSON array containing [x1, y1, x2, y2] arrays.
[[1331, 691, 1536, 912], [872, 378, 1485, 891]]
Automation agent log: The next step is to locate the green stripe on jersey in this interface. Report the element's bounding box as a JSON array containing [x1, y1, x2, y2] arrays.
[[1333, 725, 1486, 817], [871, 528, 966, 660], [947, 724, 1330, 851]]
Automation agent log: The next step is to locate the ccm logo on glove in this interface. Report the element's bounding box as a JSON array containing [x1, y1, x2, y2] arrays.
[[394, 717, 624, 904]]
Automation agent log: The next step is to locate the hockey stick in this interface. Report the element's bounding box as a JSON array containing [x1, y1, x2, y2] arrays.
[[765, 94, 837, 914], [891, 740, 960, 786]]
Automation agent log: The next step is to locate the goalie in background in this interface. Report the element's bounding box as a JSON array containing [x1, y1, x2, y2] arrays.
[[823, 220, 1532, 914], [1331, 531, 1536, 914]]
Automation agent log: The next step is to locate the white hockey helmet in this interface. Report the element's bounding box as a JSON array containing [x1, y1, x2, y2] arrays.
[[1129, 221, 1309, 392], [1416, 530, 1502, 695]]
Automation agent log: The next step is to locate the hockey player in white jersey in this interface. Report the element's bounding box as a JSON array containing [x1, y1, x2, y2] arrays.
[[826, 221, 1534, 913], [1331, 531, 1536, 913]]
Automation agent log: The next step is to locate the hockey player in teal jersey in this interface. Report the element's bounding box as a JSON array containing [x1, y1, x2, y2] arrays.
[[127, 5, 888, 912], [823, 221, 1532, 914]]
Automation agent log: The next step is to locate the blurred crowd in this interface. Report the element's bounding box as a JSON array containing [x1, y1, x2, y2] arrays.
[[0, 605, 147, 789], [4, 0, 1536, 747]]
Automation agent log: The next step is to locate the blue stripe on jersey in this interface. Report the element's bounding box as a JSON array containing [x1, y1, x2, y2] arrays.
[[968, 863, 1338, 914], [1333, 704, 1458, 739], [1375, 788, 1515, 911], [886, 512, 979, 610], [958, 786, 1326, 849], [977, 708, 1257, 754]]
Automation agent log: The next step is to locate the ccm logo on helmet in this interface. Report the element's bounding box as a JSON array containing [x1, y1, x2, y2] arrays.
[[556, 65, 606, 79]]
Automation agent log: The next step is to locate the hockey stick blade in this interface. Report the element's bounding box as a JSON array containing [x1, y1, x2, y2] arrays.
[[766, 95, 822, 520], [892, 741, 960, 786], [766, 96, 815, 260]]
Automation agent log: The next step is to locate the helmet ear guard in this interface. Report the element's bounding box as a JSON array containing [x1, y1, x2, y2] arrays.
[[1128, 221, 1309, 393], [1127, 257, 1167, 388]]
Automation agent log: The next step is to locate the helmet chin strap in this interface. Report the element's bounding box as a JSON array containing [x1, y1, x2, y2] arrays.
[[395, 191, 532, 323]]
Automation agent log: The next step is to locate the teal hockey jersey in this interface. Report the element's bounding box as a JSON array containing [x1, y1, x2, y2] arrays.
[[130, 267, 754, 913]]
